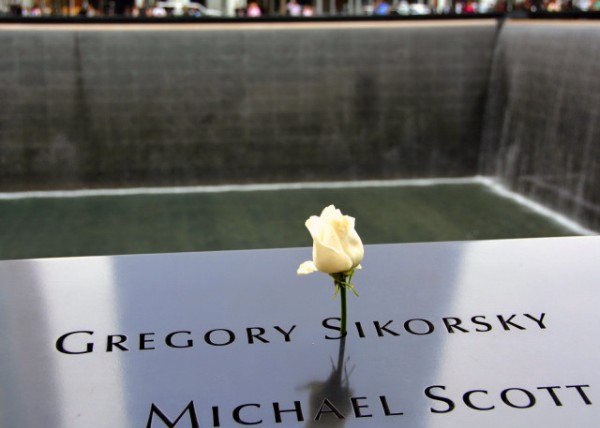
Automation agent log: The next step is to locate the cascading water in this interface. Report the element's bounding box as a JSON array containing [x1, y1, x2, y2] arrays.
[[480, 21, 600, 232]]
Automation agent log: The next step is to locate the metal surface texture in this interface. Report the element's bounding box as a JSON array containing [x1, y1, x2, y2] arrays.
[[0, 236, 598, 427]]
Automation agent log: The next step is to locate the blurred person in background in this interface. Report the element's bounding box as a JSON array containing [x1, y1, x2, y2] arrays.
[[302, 4, 313, 14], [247, 1, 261, 15], [545, 0, 560, 10], [373, 0, 390, 14], [287, 0, 301, 15], [463, 0, 477, 12]]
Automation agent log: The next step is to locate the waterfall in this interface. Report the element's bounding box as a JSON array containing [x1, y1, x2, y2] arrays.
[[480, 21, 600, 232]]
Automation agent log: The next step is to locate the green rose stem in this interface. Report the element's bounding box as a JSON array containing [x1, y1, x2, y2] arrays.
[[332, 269, 358, 336], [339, 277, 347, 336]]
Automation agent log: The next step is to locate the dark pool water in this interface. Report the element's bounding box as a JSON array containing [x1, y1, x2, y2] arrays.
[[0, 182, 578, 260]]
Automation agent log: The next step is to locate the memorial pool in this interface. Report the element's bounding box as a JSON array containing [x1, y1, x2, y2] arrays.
[[0, 178, 591, 260]]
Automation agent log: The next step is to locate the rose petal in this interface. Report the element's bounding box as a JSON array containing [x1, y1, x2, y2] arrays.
[[328, 213, 363, 268], [306, 216, 345, 259], [340, 225, 364, 267], [297, 261, 318, 275], [320, 205, 343, 222], [312, 238, 353, 274], [305, 215, 325, 241]]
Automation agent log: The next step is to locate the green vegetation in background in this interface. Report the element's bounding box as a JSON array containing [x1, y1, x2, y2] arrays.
[[0, 183, 576, 260]]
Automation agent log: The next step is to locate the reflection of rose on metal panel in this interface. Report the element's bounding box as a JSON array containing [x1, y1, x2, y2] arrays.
[[301, 339, 354, 427]]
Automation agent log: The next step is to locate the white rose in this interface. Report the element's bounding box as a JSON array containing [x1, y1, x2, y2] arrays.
[[297, 205, 364, 275]]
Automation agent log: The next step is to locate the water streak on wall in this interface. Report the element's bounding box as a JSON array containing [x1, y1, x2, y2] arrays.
[[480, 21, 600, 231]]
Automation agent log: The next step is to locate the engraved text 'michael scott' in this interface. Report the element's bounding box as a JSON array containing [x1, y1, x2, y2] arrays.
[[145, 383, 592, 427]]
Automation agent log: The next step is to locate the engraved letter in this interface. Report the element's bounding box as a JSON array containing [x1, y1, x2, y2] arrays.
[[524, 313, 547, 329], [247, 327, 269, 344], [323, 317, 345, 340], [107, 334, 129, 352], [471, 315, 492, 332], [204, 329, 236, 346], [233, 404, 262, 425], [146, 401, 199, 428], [463, 390, 494, 411], [351, 397, 372, 418], [497, 315, 525, 331], [443, 317, 469, 333], [273, 401, 304, 423], [500, 388, 536, 408], [404, 319, 435, 335], [566, 385, 592, 405], [424, 385, 455, 413], [379, 395, 404, 416], [273, 325, 296, 342], [165, 331, 193, 349], [374, 320, 400, 337], [314, 399, 344, 420], [537, 386, 562, 406], [56, 330, 94, 355], [140, 333, 156, 350]]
